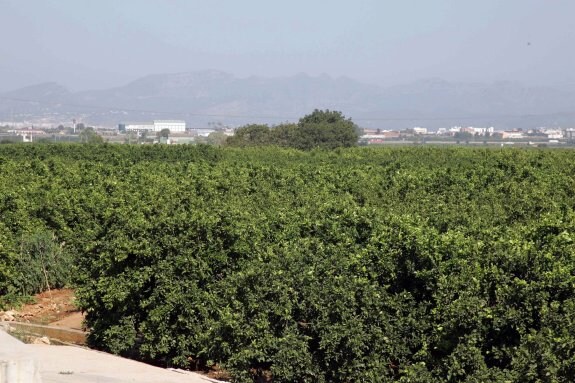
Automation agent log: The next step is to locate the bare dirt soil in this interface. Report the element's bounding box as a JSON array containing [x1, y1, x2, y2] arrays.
[[14, 288, 85, 329]]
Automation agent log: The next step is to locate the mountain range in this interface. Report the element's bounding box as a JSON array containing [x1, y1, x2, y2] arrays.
[[1, 70, 574, 130]]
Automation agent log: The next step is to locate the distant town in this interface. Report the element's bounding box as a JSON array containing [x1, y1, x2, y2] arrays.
[[1, 118, 574, 147], [359, 125, 575, 146]]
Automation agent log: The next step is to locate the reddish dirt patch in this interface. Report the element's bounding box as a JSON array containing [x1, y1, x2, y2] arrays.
[[15, 288, 84, 328], [49, 311, 85, 330]]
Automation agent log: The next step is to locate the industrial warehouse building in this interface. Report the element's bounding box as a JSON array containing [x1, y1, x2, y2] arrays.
[[119, 120, 186, 133]]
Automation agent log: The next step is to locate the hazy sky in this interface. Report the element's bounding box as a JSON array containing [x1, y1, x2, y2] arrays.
[[1, 0, 574, 91]]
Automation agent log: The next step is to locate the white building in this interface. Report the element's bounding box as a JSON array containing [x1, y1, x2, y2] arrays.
[[153, 120, 186, 133], [500, 131, 524, 139], [542, 129, 563, 139], [120, 120, 186, 133], [122, 123, 155, 132], [471, 127, 495, 135]]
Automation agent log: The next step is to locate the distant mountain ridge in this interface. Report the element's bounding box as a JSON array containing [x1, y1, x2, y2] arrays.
[[1, 71, 574, 129]]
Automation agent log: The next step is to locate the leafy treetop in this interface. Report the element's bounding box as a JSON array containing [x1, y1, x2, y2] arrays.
[[226, 110, 359, 150]]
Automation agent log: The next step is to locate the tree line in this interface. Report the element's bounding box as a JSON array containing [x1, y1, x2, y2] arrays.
[[225, 109, 360, 149]]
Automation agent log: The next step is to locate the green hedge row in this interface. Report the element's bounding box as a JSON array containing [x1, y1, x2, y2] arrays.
[[1, 144, 575, 382]]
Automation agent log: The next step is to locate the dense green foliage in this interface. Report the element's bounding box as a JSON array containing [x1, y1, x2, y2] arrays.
[[226, 109, 359, 149], [1, 144, 575, 382]]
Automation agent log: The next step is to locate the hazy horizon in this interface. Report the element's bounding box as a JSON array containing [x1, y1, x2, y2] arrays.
[[1, 0, 574, 93]]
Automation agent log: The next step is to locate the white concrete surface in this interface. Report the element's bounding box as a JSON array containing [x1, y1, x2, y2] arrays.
[[1, 328, 223, 383], [0, 330, 42, 383], [29, 345, 222, 383]]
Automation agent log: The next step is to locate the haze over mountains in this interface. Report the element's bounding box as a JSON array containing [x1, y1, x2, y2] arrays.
[[1, 70, 574, 130]]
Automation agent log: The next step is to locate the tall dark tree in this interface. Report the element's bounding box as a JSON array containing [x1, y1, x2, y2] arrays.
[[295, 109, 359, 150], [158, 128, 171, 138], [226, 111, 359, 150]]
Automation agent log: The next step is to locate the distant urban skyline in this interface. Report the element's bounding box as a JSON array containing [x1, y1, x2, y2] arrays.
[[1, 0, 574, 92]]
